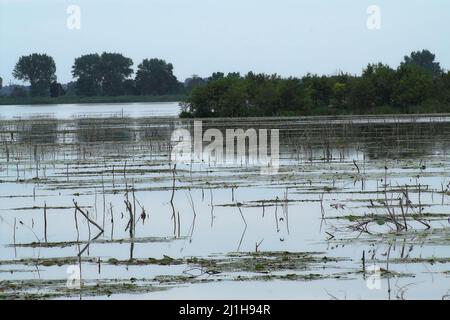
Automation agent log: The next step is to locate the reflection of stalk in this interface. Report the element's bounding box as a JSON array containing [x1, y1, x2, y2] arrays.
[[177, 210, 181, 238], [386, 244, 392, 300], [274, 197, 279, 233], [13, 218, 17, 258], [412, 181, 431, 229], [236, 203, 247, 252], [43, 202, 47, 243], [129, 241, 134, 261], [384, 166, 402, 231], [210, 189, 214, 228], [186, 189, 196, 218], [284, 188, 290, 235], [185, 189, 197, 241], [319, 192, 326, 231], [110, 202, 114, 240], [124, 194, 134, 239], [170, 164, 176, 203], [170, 164, 177, 236], [399, 198, 408, 231], [353, 160, 360, 174], [101, 175, 106, 231], [362, 250, 366, 276], [124, 187, 135, 261], [74, 207, 83, 296], [86, 210, 91, 255], [74, 200, 104, 234], [262, 200, 265, 218]]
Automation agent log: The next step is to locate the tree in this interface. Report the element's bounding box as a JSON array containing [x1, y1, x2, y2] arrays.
[[245, 73, 280, 116], [72, 53, 102, 96], [50, 81, 65, 97], [209, 72, 225, 81], [135, 58, 179, 95], [72, 52, 133, 96], [332, 82, 347, 107], [393, 64, 434, 109], [99, 52, 133, 96], [278, 77, 305, 113], [180, 49, 449, 118], [12, 53, 56, 96], [185, 75, 207, 92], [0, 76, 3, 91], [403, 50, 442, 77], [302, 74, 333, 107], [363, 63, 397, 106], [349, 77, 376, 112], [123, 79, 137, 95], [441, 72, 450, 104], [10, 86, 28, 98]]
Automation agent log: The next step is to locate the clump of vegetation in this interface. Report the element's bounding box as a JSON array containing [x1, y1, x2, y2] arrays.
[[181, 50, 450, 118]]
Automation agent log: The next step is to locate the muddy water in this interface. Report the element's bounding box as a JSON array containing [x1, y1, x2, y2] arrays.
[[0, 109, 449, 300]]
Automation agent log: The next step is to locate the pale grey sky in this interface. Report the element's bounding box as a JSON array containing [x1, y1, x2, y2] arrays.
[[1, 0, 449, 85]]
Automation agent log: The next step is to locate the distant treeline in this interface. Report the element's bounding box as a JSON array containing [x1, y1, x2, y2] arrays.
[[0, 52, 203, 99], [1, 50, 450, 117], [181, 50, 450, 117]]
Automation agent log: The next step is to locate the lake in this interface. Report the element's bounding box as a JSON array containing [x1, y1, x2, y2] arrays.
[[0, 103, 449, 300], [0, 102, 181, 120]]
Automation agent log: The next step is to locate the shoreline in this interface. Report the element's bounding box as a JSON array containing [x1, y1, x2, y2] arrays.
[[0, 94, 185, 106]]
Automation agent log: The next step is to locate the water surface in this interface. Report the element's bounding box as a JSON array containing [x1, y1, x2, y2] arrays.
[[0, 108, 449, 300]]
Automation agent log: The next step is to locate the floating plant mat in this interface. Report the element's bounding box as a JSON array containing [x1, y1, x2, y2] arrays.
[[0, 251, 385, 300], [326, 227, 450, 247]]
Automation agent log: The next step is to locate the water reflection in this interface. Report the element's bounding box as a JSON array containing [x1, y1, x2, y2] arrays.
[[1, 117, 450, 161]]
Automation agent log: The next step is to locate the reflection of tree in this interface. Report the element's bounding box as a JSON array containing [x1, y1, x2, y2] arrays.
[[361, 123, 445, 160], [16, 120, 58, 144], [9, 118, 450, 163], [273, 121, 450, 161], [139, 119, 176, 141], [75, 119, 133, 143], [167, 119, 450, 161]]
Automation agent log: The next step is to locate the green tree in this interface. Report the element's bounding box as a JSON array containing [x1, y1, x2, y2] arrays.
[[12, 53, 56, 96], [302, 74, 333, 107], [332, 82, 347, 107], [209, 72, 225, 81], [393, 64, 434, 109], [10, 86, 28, 98], [0, 76, 3, 91], [403, 50, 442, 77], [441, 72, 450, 104], [349, 77, 376, 112], [363, 63, 397, 106], [135, 58, 179, 95], [72, 53, 133, 96], [72, 53, 102, 96], [50, 81, 65, 97], [277, 77, 305, 113], [185, 75, 207, 92], [245, 73, 280, 116], [123, 79, 137, 95], [99, 52, 133, 96]]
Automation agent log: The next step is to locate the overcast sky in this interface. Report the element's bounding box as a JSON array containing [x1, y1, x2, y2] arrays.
[[1, 0, 449, 85]]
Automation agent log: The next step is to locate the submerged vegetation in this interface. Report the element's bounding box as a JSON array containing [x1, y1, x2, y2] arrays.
[[0, 115, 450, 299]]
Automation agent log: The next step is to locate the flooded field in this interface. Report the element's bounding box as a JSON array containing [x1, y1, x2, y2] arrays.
[[0, 104, 449, 300]]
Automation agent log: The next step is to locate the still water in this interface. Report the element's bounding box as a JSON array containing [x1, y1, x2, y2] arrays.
[[0, 103, 449, 300], [0, 102, 181, 120]]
